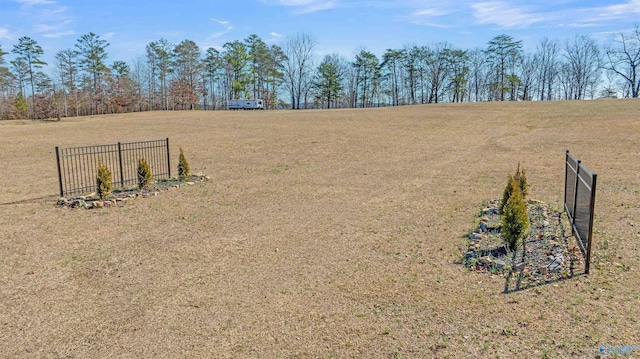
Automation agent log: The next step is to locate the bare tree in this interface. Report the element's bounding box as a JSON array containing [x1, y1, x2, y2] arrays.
[[466, 48, 489, 102], [54, 48, 80, 117], [129, 56, 148, 111], [425, 43, 450, 104], [519, 53, 539, 101], [562, 35, 601, 100], [603, 26, 640, 98], [535, 38, 560, 101], [282, 33, 316, 109]]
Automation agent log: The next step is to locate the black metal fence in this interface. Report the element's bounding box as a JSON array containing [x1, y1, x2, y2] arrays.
[[564, 150, 597, 274], [56, 138, 171, 197]]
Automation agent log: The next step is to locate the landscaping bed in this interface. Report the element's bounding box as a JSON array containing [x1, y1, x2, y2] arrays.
[[464, 199, 584, 290], [56, 174, 209, 209]]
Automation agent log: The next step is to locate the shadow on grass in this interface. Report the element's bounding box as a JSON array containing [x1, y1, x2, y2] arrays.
[[0, 195, 58, 206], [502, 244, 585, 294]]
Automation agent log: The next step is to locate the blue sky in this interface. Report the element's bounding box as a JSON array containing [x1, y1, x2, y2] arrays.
[[1, 0, 639, 68]]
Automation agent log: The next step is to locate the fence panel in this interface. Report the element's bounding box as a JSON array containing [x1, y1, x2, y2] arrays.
[[564, 151, 579, 223], [56, 138, 170, 197], [563, 150, 597, 274]]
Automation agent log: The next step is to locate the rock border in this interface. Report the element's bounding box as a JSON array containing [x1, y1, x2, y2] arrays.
[[56, 175, 209, 210]]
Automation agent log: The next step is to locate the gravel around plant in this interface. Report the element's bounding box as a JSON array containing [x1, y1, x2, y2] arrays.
[[464, 199, 584, 292], [56, 174, 209, 209]]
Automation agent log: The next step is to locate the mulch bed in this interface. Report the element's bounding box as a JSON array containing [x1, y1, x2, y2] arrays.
[[464, 199, 585, 291]]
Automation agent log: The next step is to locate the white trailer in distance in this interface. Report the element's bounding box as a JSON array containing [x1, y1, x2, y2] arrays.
[[228, 99, 264, 110]]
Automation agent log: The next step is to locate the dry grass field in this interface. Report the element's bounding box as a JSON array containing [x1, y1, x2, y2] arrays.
[[1, 100, 639, 358]]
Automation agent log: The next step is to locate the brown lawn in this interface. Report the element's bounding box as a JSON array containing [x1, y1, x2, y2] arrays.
[[1, 100, 639, 358]]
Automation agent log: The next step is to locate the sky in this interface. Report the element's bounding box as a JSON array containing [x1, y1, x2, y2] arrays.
[[1, 0, 640, 69]]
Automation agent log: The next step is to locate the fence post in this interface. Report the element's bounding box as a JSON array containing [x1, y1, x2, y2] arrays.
[[585, 173, 597, 275], [55, 146, 64, 197], [166, 138, 171, 178], [117, 142, 124, 188], [564, 151, 569, 230]]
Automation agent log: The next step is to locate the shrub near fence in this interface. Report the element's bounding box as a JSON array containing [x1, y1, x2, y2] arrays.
[[55, 138, 171, 197], [564, 150, 598, 274]]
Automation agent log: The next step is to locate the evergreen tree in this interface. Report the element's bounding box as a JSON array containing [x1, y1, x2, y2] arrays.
[[172, 39, 201, 109], [12, 37, 46, 118], [313, 54, 344, 109], [76, 33, 109, 114], [203, 47, 223, 109], [485, 34, 523, 101], [223, 40, 249, 99]]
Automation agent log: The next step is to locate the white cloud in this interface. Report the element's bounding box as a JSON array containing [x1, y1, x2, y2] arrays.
[[211, 18, 230, 25], [548, 1, 640, 28], [41, 6, 67, 16], [566, 23, 598, 28], [408, 6, 451, 27], [42, 30, 75, 38], [412, 8, 447, 17], [14, 0, 55, 5], [33, 19, 74, 38], [208, 18, 233, 39], [600, 0, 640, 16], [102, 32, 115, 40], [471, 1, 545, 28], [208, 30, 231, 39], [270, 32, 283, 37], [33, 19, 71, 33], [266, 0, 338, 14], [0, 27, 13, 40], [470, 0, 640, 29]]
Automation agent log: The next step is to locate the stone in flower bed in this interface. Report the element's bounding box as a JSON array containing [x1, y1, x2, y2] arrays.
[[464, 198, 583, 290], [56, 174, 209, 210]]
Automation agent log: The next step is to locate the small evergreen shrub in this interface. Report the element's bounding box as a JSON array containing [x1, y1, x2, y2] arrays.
[[501, 178, 530, 251], [178, 147, 190, 181], [500, 174, 517, 213], [514, 162, 528, 197], [137, 157, 153, 190], [500, 163, 528, 213], [96, 162, 112, 199]]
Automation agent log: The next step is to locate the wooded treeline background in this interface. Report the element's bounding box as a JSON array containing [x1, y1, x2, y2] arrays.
[[1, 27, 640, 120]]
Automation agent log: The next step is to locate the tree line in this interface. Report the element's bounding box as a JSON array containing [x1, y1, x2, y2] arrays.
[[1, 27, 640, 120]]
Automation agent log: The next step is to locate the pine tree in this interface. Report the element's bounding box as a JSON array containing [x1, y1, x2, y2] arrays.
[[76, 32, 109, 115], [12, 37, 47, 118], [313, 54, 344, 109]]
